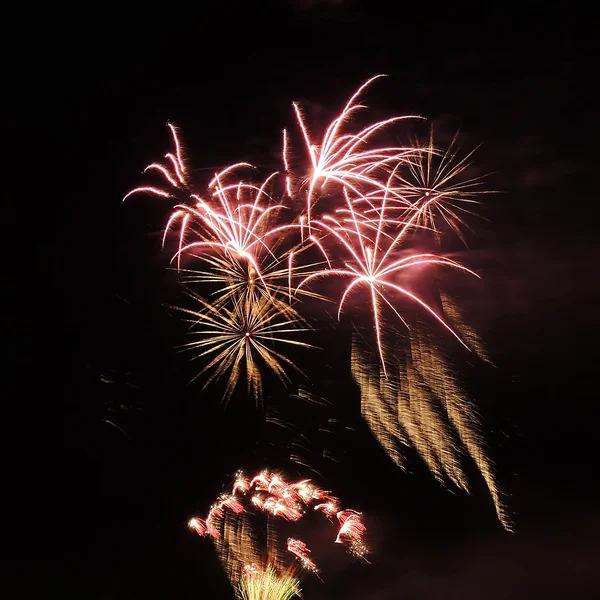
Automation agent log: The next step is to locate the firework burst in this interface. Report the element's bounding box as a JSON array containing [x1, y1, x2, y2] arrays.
[[398, 127, 494, 245], [168, 167, 299, 280], [291, 74, 422, 225], [297, 186, 479, 373], [124, 128, 299, 280], [171, 289, 314, 403]]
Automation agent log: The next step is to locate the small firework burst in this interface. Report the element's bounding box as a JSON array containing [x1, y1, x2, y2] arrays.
[[171, 289, 314, 403]]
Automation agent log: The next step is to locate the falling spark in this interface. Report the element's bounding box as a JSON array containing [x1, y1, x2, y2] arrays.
[[439, 289, 492, 364], [351, 325, 512, 530]]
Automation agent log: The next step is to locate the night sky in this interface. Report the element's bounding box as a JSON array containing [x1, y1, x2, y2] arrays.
[[5, 2, 599, 598]]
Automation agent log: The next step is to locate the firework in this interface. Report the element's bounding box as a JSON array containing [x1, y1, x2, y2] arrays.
[[168, 167, 300, 282], [297, 185, 479, 373], [397, 127, 493, 245], [125, 76, 510, 532], [335, 510, 366, 543], [171, 288, 314, 403], [290, 74, 422, 226], [121, 123, 197, 272], [240, 564, 302, 600], [189, 468, 369, 595], [335, 510, 370, 562], [233, 471, 251, 495], [287, 538, 318, 575], [124, 82, 495, 385], [123, 126, 300, 284]]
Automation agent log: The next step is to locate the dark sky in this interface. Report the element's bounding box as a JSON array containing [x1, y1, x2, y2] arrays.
[[4, 2, 599, 598]]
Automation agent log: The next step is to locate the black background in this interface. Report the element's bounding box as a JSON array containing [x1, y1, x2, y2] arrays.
[[4, 2, 599, 598]]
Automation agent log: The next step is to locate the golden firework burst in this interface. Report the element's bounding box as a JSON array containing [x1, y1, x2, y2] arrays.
[[398, 127, 494, 244], [171, 289, 315, 403]]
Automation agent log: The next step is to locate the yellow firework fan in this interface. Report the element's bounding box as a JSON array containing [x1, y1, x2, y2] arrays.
[[239, 564, 301, 600], [171, 288, 315, 403]]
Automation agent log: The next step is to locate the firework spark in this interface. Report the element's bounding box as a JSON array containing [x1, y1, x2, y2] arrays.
[[287, 538, 318, 575], [335, 510, 370, 562], [335, 510, 366, 544]]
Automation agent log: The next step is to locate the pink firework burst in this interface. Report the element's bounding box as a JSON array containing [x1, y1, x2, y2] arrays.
[[298, 185, 479, 374], [166, 165, 297, 283], [291, 74, 422, 226]]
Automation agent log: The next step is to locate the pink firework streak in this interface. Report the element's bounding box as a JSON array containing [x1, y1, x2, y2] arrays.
[[291, 74, 422, 226], [282, 128, 293, 198], [287, 537, 320, 578], [123, 124, 190, 250], [335, 510, 370, 562], [233, 471, 251, 495], [335, 510, 366, 543], [123, 122, 187, 203], [122, 123, 195, 269], [188, 493, 247, 539], [252, 494, 303, 522], [314, 500, 340, 520], [297, 184, 479, 374], [188, 469, 369, 577]]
